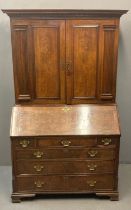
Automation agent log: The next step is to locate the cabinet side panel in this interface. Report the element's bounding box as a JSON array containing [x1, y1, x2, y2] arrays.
[[100, 24, 119, 101], [12, 25, 31, 101]]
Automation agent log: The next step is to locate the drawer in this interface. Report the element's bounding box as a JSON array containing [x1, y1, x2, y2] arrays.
[[37, 137, 97, 147], [16, 160, 115, 175], [16, 176, 65, 192], [15, 174, 115, 192], [67, 174, 115, 191], [97, 137, 119, 147], [86, 148, 115, 159], [15, 148, 115, 160], [12, 137, 119, 149], [13, 139, 35, 149]]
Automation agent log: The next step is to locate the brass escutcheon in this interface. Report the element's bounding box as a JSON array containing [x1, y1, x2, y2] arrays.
[[19, 140, 30, 148], [62, 107, 72, 112], [33, 151, 44, 158], [87, 180, 97, 187], [88, 150, 98, 157], [61, 140, 71, 147], [102, 138, 112, 145], [34, 181, 44, 188], [34, 165, 44, 172], [66, 63, 70, 71], [87, 164, 97, 171]]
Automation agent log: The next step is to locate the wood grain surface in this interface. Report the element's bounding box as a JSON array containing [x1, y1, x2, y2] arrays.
[[10, 105, 120, 136]]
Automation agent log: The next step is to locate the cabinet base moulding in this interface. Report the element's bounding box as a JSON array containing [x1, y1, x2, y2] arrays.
[[11, 193, 36, 203], [96, 191, 119, 201], [11, 191, 119, 203]]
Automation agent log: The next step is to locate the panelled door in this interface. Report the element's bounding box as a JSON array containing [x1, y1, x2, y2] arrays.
[[12, 20, 66, 104], [31, 20, 66, 104], [66, 20, 101, 104], [66, 19, 119, 104], [12, 19, 119, 104]]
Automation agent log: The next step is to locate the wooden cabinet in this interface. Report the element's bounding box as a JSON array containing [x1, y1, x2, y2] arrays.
[[3, 9, 127, 104], [10, 105, 120, 202], [2, 9, 127, 203]]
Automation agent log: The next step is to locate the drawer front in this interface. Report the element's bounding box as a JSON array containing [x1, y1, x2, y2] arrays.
[[86, 148, 115, 159], [13, 139, 35, 149], [97, 137, 119, 147], [12, 136, 119, 149], [37, 137, 97, 147], [16, 160, 115, 175], [15, 148, 115, 160], [15, 175, 115, 192], [16, 176, 65, 192], [67, 175, 115, 191]]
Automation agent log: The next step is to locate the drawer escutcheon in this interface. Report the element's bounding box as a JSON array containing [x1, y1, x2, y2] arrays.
[[19, 140, 30, 148], [87, 180, 97, 187], [34, 181, 45, 188], [88, 150, 98, 157], [102, 138, 112, 145], [33, 151, 44, 158], [87, 164, 97, 171], [34, 165, 44, 172], [61, 140, 71, 147]]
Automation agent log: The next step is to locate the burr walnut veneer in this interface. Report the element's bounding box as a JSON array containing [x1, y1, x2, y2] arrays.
[[2, 9, 127, 202]]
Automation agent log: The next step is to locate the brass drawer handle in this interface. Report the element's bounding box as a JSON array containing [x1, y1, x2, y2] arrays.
[[19, 140, 30, 148], [34, 181, 44, 188], [61, 140, 71, 147], [102, 138, 112, 145], [34, 165, 44, 172], [87, 181, 97, 187], [88, 150, 98, 157], [87, 164, 97, 171], [33, 151, 44, 158]]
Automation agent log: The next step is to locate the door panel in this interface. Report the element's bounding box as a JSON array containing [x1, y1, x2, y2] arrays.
[[73, 25, 98, 98], [31, 20, 66, 103], [66, 20, 100, 104], [33, 27, 60, 99]]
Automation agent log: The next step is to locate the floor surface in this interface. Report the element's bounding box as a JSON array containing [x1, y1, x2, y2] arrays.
[[0, 164, 131, 210]]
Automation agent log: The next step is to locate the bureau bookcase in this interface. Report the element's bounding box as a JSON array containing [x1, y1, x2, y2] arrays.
[[3, 9, 127, 202]]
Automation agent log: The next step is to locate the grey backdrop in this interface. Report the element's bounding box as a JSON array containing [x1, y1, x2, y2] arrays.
[[0, 0, 131, 165]]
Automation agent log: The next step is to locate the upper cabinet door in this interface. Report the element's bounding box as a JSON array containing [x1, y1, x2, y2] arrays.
[[66, 20, 101, 104], [11, 20, 66, 104], [66, 19, 119, 104], [11, 16, 120, 105]]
